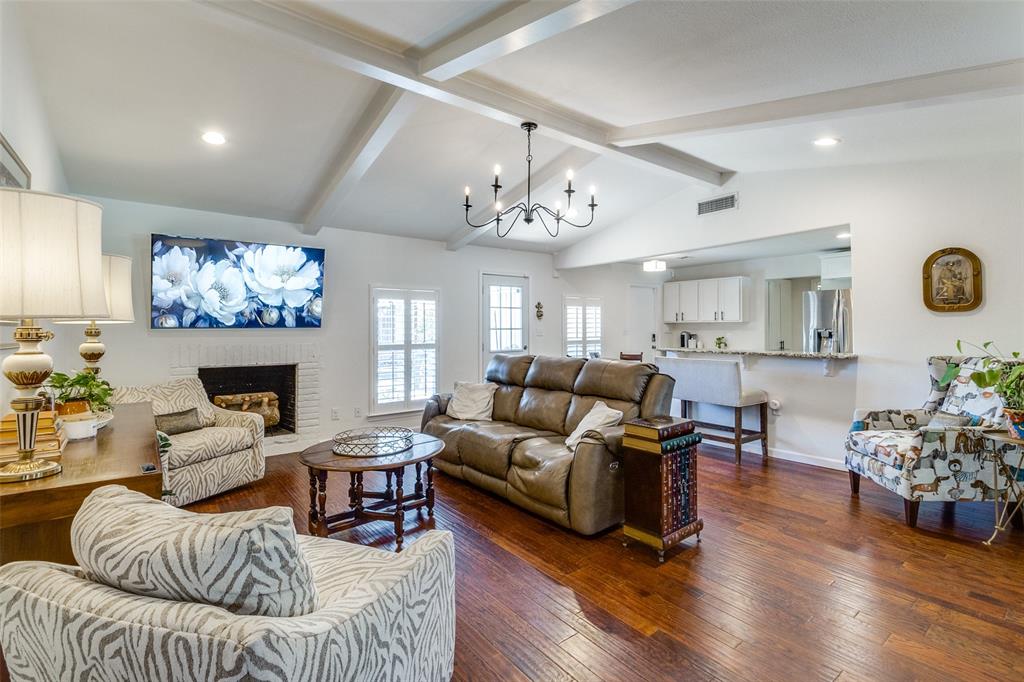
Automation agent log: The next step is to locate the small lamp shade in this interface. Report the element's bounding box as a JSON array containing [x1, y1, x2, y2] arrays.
[[0, 188, 109, 320], [55, 255, 135, 324]]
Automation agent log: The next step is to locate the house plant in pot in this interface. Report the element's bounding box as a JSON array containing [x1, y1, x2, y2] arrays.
[[942, 341, 1024, 439], [46, 371, 113, 417]]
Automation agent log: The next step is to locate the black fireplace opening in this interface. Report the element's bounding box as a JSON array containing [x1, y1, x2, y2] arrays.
[[197, 364, 297, 436]]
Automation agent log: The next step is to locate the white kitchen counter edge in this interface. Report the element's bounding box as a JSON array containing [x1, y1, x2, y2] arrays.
[[656, 347, 857, 377]]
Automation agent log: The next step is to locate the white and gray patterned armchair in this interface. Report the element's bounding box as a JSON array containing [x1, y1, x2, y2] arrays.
[[846, 356, 1022, 527], [0, 514, 456, 681], [113, 376, 265, 505]]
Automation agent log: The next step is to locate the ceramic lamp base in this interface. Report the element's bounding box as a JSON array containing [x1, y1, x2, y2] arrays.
[[79, 321, 105, 374], [1, 320, 60, 483]]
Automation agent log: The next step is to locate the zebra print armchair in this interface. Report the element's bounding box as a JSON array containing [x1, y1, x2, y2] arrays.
[[845, 356, 1022, 527], [0, 532, 456, 681], [113, 376, 265, 506]]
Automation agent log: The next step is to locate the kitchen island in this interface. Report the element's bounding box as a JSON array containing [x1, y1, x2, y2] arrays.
[[654, 347, 857, 470]]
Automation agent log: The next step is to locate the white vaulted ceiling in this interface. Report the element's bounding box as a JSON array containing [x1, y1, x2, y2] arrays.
[[474, 0, 1024, 126], [15, 1, 1024, 253]]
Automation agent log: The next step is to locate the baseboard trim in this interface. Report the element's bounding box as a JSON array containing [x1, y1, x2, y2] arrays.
[[701, 442, 845, 471]]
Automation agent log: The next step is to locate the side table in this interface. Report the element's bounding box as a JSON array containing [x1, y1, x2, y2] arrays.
[[981, 432, 1024, 546]]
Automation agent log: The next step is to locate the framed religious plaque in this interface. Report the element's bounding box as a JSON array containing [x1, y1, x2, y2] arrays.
[[922, 247, 982, 312]]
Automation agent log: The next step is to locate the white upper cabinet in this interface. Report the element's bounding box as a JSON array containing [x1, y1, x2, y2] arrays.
[[697, 279, 720, 321], [820, 252, 851, 279], [678, 280, 699, 322], [663, 276, 747, 323], [718, 277, 743, 321], [662, 281, 680, 323]]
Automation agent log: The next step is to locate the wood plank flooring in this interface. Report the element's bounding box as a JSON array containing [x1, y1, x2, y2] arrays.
[[189, 448, 1024, 681]]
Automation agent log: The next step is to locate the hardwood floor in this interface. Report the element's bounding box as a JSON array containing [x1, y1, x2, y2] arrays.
[[190, 448, 1024, 681]]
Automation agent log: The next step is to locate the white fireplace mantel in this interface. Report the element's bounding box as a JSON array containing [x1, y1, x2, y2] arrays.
[[168, 342, 321, 455]]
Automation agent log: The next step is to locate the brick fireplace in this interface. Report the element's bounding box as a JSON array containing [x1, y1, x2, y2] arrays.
[[198, 364, 297, 436], [168, 342, 321, 450]]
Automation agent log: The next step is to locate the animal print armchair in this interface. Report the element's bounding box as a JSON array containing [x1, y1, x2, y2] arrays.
[[845, 356, 1022, 527], [113, 377, 265, 506]]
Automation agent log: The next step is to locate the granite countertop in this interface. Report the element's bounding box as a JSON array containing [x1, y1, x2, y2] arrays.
[[657, 347, 858, 360]]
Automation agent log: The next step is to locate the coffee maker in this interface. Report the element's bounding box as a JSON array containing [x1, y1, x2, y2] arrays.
[[679, 331, 697, 348]]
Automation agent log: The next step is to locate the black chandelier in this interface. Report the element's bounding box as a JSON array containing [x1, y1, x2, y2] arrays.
[[462, 122, 597, 238]]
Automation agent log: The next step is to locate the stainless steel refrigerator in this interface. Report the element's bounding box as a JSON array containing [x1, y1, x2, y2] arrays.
[[802, 289, 852, 353]]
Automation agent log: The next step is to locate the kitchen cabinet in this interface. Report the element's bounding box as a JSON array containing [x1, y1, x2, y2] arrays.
[[718, 277, 743, 321], [678, 280, 699, 322], [663, 276, 746, 323], [820, 252, 851, 279], [662, 282, 680, 323], [697, 279, 719, 321]]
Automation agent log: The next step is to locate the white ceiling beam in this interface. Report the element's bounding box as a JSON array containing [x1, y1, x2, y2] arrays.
[[446, 147, 599, 250], [419, 1, 636, 81], [301, 84, 420, 235], [609, 59, 1024, 146], [195, 0, 730, 186]]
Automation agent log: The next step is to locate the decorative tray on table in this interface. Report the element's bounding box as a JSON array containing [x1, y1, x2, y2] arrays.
[[332, 426, 413, 457]]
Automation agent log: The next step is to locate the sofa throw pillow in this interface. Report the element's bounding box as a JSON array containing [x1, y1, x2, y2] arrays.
[[565, 401, 623, 450], [446, 381, 499, 421], [925, 411, 983, 430], [939, 358, 1005, 427], [154, 407, 203, 435], [71, 485, 318, 617]]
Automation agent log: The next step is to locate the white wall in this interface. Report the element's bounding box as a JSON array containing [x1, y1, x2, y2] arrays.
[[0, 2, 71, 409], [558, 154, 1024, 467], [59, 196, 665, 447]]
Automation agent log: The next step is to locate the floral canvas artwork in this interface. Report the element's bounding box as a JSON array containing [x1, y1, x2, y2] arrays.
[[150, 234, 325, 328]]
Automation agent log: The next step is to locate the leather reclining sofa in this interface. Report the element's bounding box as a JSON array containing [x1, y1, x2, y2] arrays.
[[421, 354, 674, 535]]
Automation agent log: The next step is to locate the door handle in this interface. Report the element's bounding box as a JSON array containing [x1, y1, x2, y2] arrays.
[[681, 312, 685, 321], [675, 312, 678, 321], [714, 311, 718, 320]]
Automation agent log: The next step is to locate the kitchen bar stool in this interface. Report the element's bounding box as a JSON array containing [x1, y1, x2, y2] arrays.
[[654, 356, 769, 465]]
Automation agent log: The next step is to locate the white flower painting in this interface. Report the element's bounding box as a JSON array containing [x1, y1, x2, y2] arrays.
[[151, 235, 325, 328]]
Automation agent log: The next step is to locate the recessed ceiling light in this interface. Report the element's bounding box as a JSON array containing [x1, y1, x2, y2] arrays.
[[836, 232, 851, 239], [202, 131, 226, 145], [814, 137, 840, 147]]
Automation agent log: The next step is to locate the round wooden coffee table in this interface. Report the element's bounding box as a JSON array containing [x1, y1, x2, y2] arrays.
[[299, 432, 444, 552]]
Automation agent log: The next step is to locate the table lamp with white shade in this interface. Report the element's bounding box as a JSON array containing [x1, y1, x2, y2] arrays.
[[54, 254, 135, 374], [0, 188, 109, 482]]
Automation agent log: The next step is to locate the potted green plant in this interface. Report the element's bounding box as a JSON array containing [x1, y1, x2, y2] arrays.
[[46, 371, 114, 416], [941, 341, 1024, 439]]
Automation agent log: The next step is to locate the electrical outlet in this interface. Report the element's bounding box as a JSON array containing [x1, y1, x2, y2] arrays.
[[353, 407, 363, 418], [330, 407, 340, 421]]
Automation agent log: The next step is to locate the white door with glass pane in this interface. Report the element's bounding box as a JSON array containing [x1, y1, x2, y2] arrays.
[[372, 288, 438, 414], [481, 274, 529, 372], [564, 296, 602, 358]]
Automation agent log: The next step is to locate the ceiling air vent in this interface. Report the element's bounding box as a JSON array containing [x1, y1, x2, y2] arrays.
[[697, 193, 738, 216]]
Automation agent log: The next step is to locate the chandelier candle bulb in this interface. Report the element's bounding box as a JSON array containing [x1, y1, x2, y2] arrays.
[[566, 169, 574, 181], [495, 201, 503, 211]]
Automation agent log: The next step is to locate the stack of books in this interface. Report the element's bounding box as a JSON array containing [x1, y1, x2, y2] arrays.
[[0, 411, 67, 463], [622, 415, 703, 561], [623, 416, 700, 453]]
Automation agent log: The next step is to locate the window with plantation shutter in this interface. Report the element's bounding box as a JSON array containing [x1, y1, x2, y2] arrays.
[[564, 296, 602, 358], [371, 288, 439, 413]]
